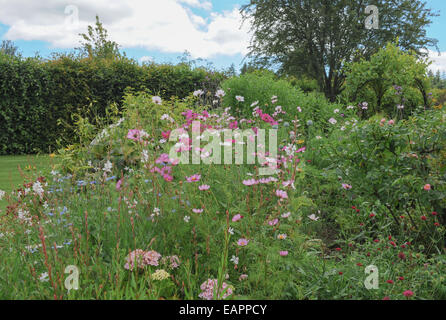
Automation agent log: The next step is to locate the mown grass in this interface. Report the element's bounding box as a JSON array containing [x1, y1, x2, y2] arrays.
[[0, 155, 56, 208]]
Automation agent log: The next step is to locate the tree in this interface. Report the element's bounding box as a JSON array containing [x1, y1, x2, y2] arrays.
[[78, 15, 121, 60], [344, 42, 431, 116], [0, 40, 20, 57], [241, 0, 438, 101]]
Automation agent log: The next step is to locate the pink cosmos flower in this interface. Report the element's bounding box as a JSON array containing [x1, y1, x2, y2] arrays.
[[232, 214, 243, 222], [229, 121, 239, 129], [127, 129, 142, 142], [388, 120, 395, 125], [424, 184, 431, 191], [162, 131, 171, 140], [276, 189, 288, 199], [279, 251, 289, 256], [342, 183, 352, 190], [199, 185, 210, 191], [186, 174, 201, 183], [239, 274, 248, 281], [237, 238, 249, 247], [268, 219, 279, 226], [192, 208, 204, 214], [243, 179, 258, 186], [116, 179, 123, 191]]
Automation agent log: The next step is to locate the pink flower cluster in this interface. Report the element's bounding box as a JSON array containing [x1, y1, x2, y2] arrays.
[[182, 110, 211, 127], [186, 174, 201, 183], [124, 249, 162, 271], [242, 177, 278, 186], [255, 108, 278, 126], [198, 279, 233, 300], [162, 255, 181, 269], [276, 189, 288, 199]]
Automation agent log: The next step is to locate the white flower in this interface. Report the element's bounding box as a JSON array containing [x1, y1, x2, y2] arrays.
[[397, 105, 405, 110], [161, 114, 174, 123], [236, 95, 245, 102], [0, 190, 5, 201], [228, 227, 234, 235], [308, 214, 320, 221], [193, 90, 204, 97], [184, 216, 190, 223], [103, 160, 113, 173], [141, 150, 149, 164], [140, 130, 150, 139], [347, 105, 355, 110], [281, 212, 291, 218], [32, 181, 44, 198], [334, 109, 340, 114], [251, 101, 259, 107], [230, 255, 239, 265], [39, 272, 49, 282], [285, 144, 297, 156], [152, 96, 162, 105], [215, 89, 226, 98], [328, 118, 337, 125]]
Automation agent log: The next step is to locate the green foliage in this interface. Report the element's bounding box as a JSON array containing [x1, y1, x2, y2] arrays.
[[78, 15, 121, 60], [0, 53, 224, 155], [241, 0, 438, 101], [220, 70, 343, 133], [344, 42, 431, 117], [307, 109, 446, 247]]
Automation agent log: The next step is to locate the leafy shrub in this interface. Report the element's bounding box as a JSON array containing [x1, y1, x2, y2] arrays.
[[306, 108, 446, 250], [57, 91, 201, 175], [220, 70, 343, 134], [0, 52, 225, 155], [343, 42, 431, 118]]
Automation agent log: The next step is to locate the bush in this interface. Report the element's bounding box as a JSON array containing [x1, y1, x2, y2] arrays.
[[306, 108, 446, 249], [220, 70, 343, 134], [343, 42, 431, 118], [0, 53, 225, 155]]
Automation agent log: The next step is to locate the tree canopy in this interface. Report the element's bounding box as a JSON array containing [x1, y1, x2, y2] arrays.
[[241, 0, 439, 101]]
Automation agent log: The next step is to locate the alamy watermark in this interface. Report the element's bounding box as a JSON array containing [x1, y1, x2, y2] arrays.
[[64, 5, 80, 30], [64, 265, 80, 291], [365, 5, 379, 30], [364, 265, 379, 290]]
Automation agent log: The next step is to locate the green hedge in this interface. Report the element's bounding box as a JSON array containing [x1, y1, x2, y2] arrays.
[[0, 53, 224, 155]]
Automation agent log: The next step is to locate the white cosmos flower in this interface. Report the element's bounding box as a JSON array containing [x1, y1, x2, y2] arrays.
[[103, 160, 113, 173], [152, 96, 162, 105]]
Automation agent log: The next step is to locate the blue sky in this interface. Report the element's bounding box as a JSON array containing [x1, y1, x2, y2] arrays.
[[1, 0, 445, 72]]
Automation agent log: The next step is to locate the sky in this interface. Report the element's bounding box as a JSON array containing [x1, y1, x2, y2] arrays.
[[1, 0, 446, 73]]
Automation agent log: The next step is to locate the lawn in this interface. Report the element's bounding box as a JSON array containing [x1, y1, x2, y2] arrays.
[[0, 155, 55, 208]]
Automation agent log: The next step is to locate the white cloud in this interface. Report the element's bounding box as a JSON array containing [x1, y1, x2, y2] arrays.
[[178, 0, 212, 11], [139, 56, 154, 63], [0, 0, 250, 59], [427, 50, 446, 74]]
